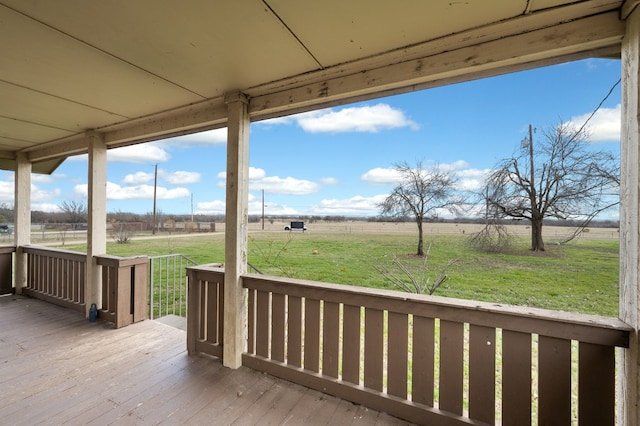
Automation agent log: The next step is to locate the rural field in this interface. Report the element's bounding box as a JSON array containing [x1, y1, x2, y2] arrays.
[[58, 219, 620, 318]]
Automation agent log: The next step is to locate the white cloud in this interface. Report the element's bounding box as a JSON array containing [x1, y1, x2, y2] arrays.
[[321, 177, 339, 185], [123, 171, 154, 185], [32, 185, 60, 201], [262, 103, 418, 133], [314, 194, 388, 215], [75, 182, 190, 200], [0, 181, 13, 203], [164, 128, 227, 146], [32, 203, 62, 213], [217, 167, 320, 195], [108, 143, 170, 163], [361, 167, 403, 184], [568, 104, 620, 142], [252, 176, 319, 195], [161, 170, 201, 184], [196, 200, 226, 214]]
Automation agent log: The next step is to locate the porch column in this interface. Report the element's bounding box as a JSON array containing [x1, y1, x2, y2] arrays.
[[86, 132, 107, 317], [223, 92, 250, 369], [13, 152, 31, 294], [620, 6, 640, 425]]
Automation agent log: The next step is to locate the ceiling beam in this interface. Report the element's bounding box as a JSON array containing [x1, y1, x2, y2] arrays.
[[249, 12, 624, 118], [622, 0, 640, 19]]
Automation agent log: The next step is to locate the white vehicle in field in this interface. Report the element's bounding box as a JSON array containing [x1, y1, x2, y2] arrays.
[[284, 221, 307, 231]]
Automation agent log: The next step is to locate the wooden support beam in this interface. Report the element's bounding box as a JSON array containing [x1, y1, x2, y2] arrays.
[[223, 92, 250, 369], [619, 6, 640, 426], [86, 131, 107, 318], [13, 152, 31, 294]]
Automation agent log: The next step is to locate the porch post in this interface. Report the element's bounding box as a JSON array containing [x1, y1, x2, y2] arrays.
[[13, 152, 31, 294], [223, 92, 249, 369], [86, 132, 107, 317], [620, 6, 640, 425]]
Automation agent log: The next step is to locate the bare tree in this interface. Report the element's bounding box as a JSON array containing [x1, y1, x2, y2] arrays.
[[379, 161, 462, 256], [58, 200, 87, 228], [482, 123, 618, 252]]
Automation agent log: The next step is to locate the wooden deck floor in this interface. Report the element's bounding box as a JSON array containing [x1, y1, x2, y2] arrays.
[[0, 295, 412, 425]]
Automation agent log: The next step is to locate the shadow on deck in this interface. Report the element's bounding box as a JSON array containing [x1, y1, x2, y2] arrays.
[[0, 295, 411, 425]]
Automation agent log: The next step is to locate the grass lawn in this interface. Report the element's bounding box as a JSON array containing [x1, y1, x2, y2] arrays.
[[62, 229, 619, 317]]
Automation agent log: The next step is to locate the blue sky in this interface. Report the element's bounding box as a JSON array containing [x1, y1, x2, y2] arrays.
[[0, 58, 622, 219]]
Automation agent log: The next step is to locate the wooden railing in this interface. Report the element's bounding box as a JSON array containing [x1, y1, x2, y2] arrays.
[[21, 246, 149, 328], [96, 254, 149, 328], [23, 246, 86, 313], [186, 266, 224, 358], [0, 245, 15, 295], [186, 266, 632, 426]]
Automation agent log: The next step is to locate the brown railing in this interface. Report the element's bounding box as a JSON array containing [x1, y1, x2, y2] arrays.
[[21, 246, 148, 328], [96, 254, 149, 328], [0, 245, 15, 295], [23, 246, 86, 313], [186, 266, 224, 358], [186, 266, 631, 426]]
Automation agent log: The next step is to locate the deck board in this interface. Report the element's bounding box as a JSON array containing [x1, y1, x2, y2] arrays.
[[0, 295, 413, 425]]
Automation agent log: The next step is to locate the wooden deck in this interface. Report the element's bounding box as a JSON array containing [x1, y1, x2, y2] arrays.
[[0, 295, 412, 425]]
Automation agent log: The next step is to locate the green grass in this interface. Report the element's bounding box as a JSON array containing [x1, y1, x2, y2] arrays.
[[62, 230, 619, 317]]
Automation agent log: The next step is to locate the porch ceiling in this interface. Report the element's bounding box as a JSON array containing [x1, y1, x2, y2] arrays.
[[0, 0, 631, 173]]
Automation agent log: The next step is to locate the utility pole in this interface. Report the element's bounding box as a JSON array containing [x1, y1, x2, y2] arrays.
[[152, 164, 157, 235], [261, 189, 265, 230], [528, 124, 534, 193]]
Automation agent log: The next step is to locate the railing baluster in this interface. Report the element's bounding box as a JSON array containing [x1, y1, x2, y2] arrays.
[[468, 324, 496, 423], [364, 307, 384, 392], [322, 301, 340, 378], [256, 289, 270, 358], [412, 315, 435, 406], [206, 280, 220, 344], [538, 335, 571, 425], [342, 304, 361, 384], [304, 298, 321, 372], [502, 329, 532, 425], [388, 311, 408, 399], [578, 342, 615, 426], [271, 293, 286, 362], [287, 295, 302, 367], [439, 320, 464, 415]]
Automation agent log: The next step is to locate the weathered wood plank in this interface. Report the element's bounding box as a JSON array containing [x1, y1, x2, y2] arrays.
[[468, 324, 495, 423], [287, 295, 302, 367], [364, 307, 384, 392], [271, 292, 286, 362], [502, 330, 531, 425], [538, 335, 571, 425], [304, 298, 321, 372], [579, 342, 615, 426], [256, 289, 270, 358], [439, 320, 464, 415], [412, 315, 435, 406], [322, 301, 340, 378], [342, 304, 361, 385], [387, 311, 408, 399]]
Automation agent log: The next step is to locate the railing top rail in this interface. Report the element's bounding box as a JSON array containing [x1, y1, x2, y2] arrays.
[[0, 245, 16, 254], [241, 272, 631, 348], [95, 254, 148, 268], [22, 245, 86, 261]]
